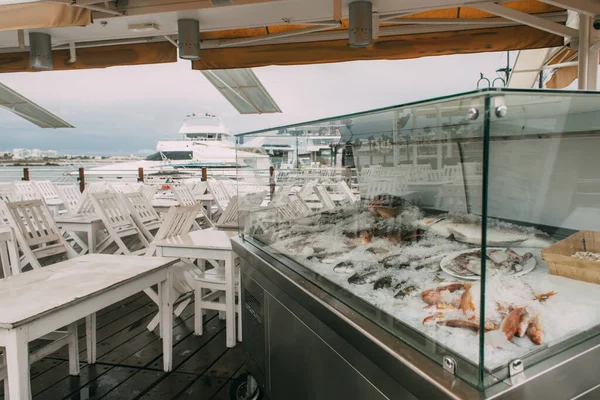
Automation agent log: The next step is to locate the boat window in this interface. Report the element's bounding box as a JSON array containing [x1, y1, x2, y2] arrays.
[[145, 151, 193, 161]]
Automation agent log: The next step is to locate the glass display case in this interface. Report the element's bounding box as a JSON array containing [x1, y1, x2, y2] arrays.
[[234, 88, 600, 393]]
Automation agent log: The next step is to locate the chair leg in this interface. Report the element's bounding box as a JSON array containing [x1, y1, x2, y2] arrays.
[[225, 254, 236, 348], [218, 293, 226, 320], [194, 286, 203, 336], [174, 298, 191, 317], [147, 313, 160, 332]]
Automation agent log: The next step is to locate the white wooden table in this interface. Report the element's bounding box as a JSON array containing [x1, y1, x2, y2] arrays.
[[154, 228, 238, 346], [152, 196, 214, 219], [0, 254, 177, 399], [55, 214, 104, 254]]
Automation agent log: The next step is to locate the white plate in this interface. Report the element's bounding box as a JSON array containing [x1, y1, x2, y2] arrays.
[[439, 247, 536, 280]]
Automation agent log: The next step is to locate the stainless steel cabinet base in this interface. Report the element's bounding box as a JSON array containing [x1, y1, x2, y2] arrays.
[[234, 237, 600, 400]]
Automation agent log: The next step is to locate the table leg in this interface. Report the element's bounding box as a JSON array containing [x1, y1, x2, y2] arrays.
[[85, 313, 97, 364], [5, 327, 30, 400], [160, 269, 173, 372], [87, 226, 96, 254], [225, 253, 236, 348], [67, 322, 80, 375]]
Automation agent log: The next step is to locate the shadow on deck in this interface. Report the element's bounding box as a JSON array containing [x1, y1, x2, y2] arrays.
[[2, 293, 244, 399]]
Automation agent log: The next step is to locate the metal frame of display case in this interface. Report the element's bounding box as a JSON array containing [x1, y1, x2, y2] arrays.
[[233, 236, 600, 400]]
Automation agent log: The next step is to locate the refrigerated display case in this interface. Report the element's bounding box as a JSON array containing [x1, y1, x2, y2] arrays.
[[232, 88, 600, 400]]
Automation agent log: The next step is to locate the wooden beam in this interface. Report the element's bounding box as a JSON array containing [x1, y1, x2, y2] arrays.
[[333, 0, 342, 21], [191, 25, 563, 70], [473, 2, 578, 38], [112, 0, 279, 17], [0, 41, 176, 73]]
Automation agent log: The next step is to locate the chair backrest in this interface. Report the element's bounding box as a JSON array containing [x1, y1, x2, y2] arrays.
[[314, 185, 336, 211], [121, 191, 161, 241], [0, 225, 20, 277], [221, 180, 237, 198], [122, 191, 161, 226], [57, 184, 82, 214], [337, 180, 358, 203], [297, 181, 317, 200], [270, 185, 292, 206], [111, 182, 143, 194], [140, 185, 158, 202], [207, 179, 230, 212], [192, 181, 207, 196], [90, 192, 136, 233], [0, 199, 75, 269], [216, 195, 239, 228], [90, 192, 149, 254], [172, 185, 197, 206], [146, 203, 202, 255], [34, 180, 61, 203], [13, 181, 42, 201], [0, 183, 18, 203]]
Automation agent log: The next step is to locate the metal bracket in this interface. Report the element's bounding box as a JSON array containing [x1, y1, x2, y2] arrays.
[[509, 359, 524, 377], [443, 356, 457, 375]]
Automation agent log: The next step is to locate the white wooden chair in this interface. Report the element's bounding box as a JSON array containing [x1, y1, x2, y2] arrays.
[[0, 226, 19, 278], [0, 183, 18, 203], [140, 185, 158, 202], [207, 179, 231, 214], [33, 180, 61, 204], [0, 199, 78, 270], [314, 184, 336, 211], [13, 181, 41, 201], [172, 186, 212, 229], [73, 182, 114, 216], [277, 195, 312, 221], [221, 180, 237, 198], [191, 181, 208, 196], [89, 192, 149, 255], [145, 203, 204, 331], [120, 191, 162, 242], [193, 255, 242, 348], [337, 181, 358, 204], [111, 182, 143, 194], [57, 184, 82, 215], [269, 185, 292, 206]]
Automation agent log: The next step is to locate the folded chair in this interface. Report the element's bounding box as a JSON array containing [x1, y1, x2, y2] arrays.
[[120, 191, 162, 242], [89, 192, 149, 255]]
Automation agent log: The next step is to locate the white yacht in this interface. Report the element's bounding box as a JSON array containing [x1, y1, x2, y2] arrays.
[[84, 114, 269, 179]]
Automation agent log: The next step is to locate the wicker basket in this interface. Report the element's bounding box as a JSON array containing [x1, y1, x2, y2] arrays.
[[541, 231, 600, 284]]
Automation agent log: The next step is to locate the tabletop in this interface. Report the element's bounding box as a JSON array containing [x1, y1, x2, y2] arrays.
[[155, 228, 237, 251], [55, 214, 102, 224], [196, 194, 214, 201], [0, 254, 177, 329]]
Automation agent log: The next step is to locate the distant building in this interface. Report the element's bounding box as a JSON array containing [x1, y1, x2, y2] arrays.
[[12, 148, 59, 160]]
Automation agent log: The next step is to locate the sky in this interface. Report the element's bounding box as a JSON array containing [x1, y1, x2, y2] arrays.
[[0, 51, 517, 156]]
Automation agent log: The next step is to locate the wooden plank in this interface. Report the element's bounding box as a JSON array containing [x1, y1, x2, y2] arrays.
[[191, 25, 563, 70], [176, 330, 229, 375], [97, 305, 204, 365], [33, 363, 112, 399], [51, 301, 158, 361], [59, 365, 141, 399], [100, 369, 164, 399], [204, 346, 244, 379], [147, 317, 225, 371], [177, 377, 229, 400], [0, 358, 63, 398], [138, 372, 198, 399], [0, 42, 176, 74]]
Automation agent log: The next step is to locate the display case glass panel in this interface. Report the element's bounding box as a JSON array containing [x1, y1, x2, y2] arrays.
[[235, 88, 600, 390]]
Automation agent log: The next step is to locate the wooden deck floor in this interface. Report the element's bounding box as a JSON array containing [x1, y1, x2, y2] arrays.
[[2, 292, 244, 400]]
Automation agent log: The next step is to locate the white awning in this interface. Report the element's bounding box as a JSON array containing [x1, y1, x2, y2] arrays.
[[0, 82, 74, 128], [201, 68, 282, 114]]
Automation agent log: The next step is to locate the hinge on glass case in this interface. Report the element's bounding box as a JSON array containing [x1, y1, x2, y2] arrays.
[[509, 359, 524, 377], [443, 356, 457, 375]]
